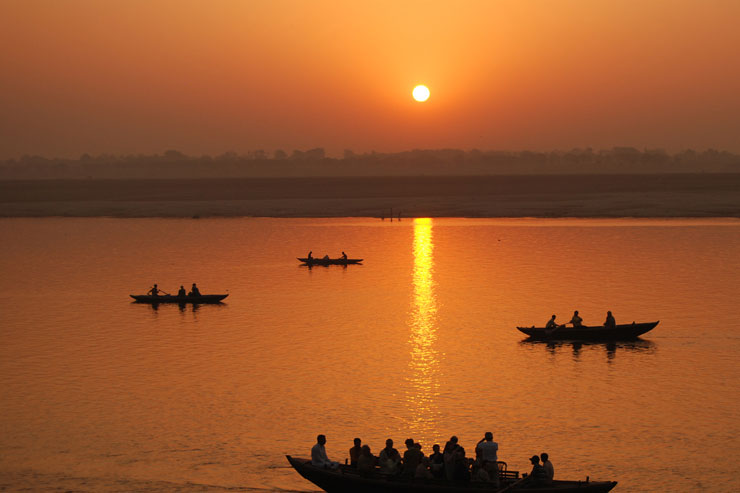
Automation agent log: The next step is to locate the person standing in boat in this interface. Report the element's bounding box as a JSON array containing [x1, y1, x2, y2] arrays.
[[604, 311, 616, 329], [311, 434, 339, 469], [378, 438, 401, 474], [443, 436, 459, 480], [349, 438, 362, 467], [401, 438, 423, 477], [189, 283, 201, 296], [569, 310, 583, 328], [541, 452, 554, 481], [177, 285, 186, 297], [476, 432, 500, 486], [429, 444, 445, 478], [147, 284, 160, 297]]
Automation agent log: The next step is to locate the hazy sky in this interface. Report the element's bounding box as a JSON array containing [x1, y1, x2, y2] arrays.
[[1, 0, 739, 159]]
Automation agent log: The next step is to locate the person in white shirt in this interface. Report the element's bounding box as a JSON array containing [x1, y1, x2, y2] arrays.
[[541, 452, 554, 480], [475, 432, 500, 487], [311, 434, 339, 469]]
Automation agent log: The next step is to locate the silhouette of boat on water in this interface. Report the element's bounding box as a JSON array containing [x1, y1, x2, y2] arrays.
[[130, 294, 228, 304], [517, 321, 658, 341], [298, 257, 363, 266], [286, 455, 617, 493]]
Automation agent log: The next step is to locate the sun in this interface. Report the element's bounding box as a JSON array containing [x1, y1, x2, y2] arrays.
[[412, 85, 430, 102]]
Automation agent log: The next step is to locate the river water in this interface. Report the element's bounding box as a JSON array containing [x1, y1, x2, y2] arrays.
[[1, 217, 738, 492]]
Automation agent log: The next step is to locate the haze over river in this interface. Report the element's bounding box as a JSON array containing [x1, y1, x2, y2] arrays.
[[1, 218, 738, 492]]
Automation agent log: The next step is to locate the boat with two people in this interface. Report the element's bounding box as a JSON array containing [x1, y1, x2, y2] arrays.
[[130, 283, 228, 304], [299, 250, 363, 266]]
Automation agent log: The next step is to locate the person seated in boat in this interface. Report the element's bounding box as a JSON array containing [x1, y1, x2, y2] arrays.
[[452, 445, 470, 481], [189, 283, 201, 296], [443, 436, 459, 480], [322, 254, 330, 260], [569, 310, 583, 327], [604, 311, 616, 329], [349, 437, 362, 467], [341, 251, 348, 260], [526, 455, 550, 486], [401, 438, 423, 477], [357, 445, 377, 477], [429, 444, 445, 478], [307, 251, 313, 260], [472, 460, 492, 483], [177, 285, 186, 297], [414, 457, 433, 479], [541, 452, 554, 481], [147, 284, 160, 296], [378, 438, 401, 474], [311, 434, 339, 469], [545, 315, 559, 330]]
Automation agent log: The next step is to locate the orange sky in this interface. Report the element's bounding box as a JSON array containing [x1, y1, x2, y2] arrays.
[[1, 0, 739, 158]]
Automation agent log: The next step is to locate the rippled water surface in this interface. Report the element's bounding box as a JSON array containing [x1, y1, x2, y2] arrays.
[[1, 217, 739, 492]]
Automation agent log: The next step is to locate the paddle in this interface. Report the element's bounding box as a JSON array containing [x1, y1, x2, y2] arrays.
[[497, 475, 529, 492]]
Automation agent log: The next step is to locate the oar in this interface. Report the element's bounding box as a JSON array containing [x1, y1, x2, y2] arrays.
[[497, 475, 529, 493]]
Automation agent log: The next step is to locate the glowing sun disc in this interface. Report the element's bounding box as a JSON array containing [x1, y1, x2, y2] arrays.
[[413, 85, 430, 102]]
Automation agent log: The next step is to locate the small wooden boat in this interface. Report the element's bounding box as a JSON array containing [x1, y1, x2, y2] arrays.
[[286, 456, 617, 493], [130, 294, 228, 304], [517, 321, 658, 340], [298, 257, 363, 265]]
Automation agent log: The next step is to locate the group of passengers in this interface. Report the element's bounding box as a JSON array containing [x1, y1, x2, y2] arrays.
[[306, 251, 348, 260], [311, 433, 555, 486], [545, 310, 616, 330], [147, 283, 201, 297]]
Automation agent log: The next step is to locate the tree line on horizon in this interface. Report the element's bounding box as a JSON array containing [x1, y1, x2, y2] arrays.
[[1, 147, 739, 179]]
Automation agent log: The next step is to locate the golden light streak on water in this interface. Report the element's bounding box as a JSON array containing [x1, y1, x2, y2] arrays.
[[405, 218, 441, 447]]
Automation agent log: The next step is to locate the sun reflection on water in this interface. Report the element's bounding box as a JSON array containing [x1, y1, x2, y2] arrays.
[[405, 218, 441, 445]]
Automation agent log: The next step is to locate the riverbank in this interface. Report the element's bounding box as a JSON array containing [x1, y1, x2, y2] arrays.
[[3, 174, 740, 217]]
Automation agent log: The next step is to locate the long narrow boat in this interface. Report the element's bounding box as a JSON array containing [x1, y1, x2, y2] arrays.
[[516, 321, 658, 341], [286, 456, 617, 493], [298, 257, 363, 265], [130, 294, 228, 304]]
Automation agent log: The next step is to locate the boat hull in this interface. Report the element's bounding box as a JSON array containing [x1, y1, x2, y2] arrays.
[[517, 321, 658, 340], [298, 257, 363, 265], [286, 456, 616, 493], [130, 294, 228, 304]]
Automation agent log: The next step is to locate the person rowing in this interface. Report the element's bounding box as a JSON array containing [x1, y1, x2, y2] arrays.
[[147, 284, 167, 296], [545, 314, 561, 333], [569, 310, 583, 328]]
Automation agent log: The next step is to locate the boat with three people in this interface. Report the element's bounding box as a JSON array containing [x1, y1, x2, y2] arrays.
[[516, 321, 658, 341], [130, 294, 228, 304], [298, 257, 363, 266]]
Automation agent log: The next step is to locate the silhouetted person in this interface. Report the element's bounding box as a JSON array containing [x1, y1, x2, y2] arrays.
[[476, 432, 499, 486], [341, 251, 348, 260], [378, 438, 401, 474], [357, 445, 376, 476], [429, 444, 444, 478], [402, 438, 423, 477], [443, 436, 459, 480], [473, 461, 492, 483], [541, 452, 554, 481], [311, 434, 338, 469], [604, 311, 616, 329], [177, 285, 186, 297], [189, 283, 201, 296], [527, 455, 549, 485], [452, 445, 469, 481], [570, 310, 583, 327], [308, 251, 313, 260], [147, 284, 160, 296], [349, 438, 362, 467], [545, 314, 558, 330]]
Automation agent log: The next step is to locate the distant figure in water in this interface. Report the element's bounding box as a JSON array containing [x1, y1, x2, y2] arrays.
[[189, 283, 201, 296], [147, 284, 160, 296], [604, 311, 616, 329], [177, 285, 186, 297], [541, 452, 554, 481], [311, 434, 339, 469], [545, 314, 559, 330], [570, 310, 583, 327], [308, 251, 313, 260], [341, 251, 348, 260], [349, 438, 362, 467]]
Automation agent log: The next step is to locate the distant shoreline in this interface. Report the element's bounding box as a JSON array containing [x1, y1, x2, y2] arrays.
[[2, 174, 740, 218]]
